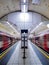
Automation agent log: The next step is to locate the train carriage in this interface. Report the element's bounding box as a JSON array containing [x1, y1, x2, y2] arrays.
[[32, 30, 49, 53], [0, 31, 16, 53]]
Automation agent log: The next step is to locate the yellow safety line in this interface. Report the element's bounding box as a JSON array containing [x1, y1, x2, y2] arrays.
[[0, 48, 11, 59], [0, 43, 16, 59], [33, 44, 49, 59]]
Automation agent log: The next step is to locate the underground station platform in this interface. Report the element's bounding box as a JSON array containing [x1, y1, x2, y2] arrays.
[[0, 40, 49, 65], [0, 0, 49, 65]]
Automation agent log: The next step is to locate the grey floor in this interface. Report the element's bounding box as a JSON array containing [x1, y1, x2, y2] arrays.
[[7, 41, 43, 65]]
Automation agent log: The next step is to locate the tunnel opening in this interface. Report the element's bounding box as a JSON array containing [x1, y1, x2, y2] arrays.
[[21, 29, 28, 48], [21, 29, 28, 59]]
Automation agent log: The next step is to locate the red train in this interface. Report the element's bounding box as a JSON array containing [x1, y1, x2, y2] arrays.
[[31, 30, 49, 53], [0, 32, 16, 53]]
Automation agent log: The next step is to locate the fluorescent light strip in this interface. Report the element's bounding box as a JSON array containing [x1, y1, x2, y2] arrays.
[[31, 22, 43, 33], [7, 22, 18, 33], [24, 5, 26, 12], [21, 0, 28, 12], [24, 0, 26, 3], [21, 0, 27, 3], [21, 5, 28, 12]]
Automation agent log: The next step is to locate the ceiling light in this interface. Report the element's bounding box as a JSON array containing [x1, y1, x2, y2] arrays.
[[21, 5, 28, 12], [21, 0, 28, 13], [47, 24, 49, 28], [24, 0, 26, 3], [20, 13, 29, 22], [21, 0, 27, 3]]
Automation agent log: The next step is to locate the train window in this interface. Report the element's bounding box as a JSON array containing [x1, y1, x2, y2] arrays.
[[47, 34, 49, 41], [0, 35, 3, 48], [0, 35, 3, 41]]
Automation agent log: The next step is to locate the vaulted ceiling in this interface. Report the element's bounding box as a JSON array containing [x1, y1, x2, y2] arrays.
[[0, 0, 49, 37], [0, 0, 49, 19]]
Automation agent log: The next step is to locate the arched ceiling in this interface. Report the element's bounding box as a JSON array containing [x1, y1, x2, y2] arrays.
[[0, 0, 49, 19], [0, 0, 20, 18]]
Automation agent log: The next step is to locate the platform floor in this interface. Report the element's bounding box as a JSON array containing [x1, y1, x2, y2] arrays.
[[0, 40, 49, 65]]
